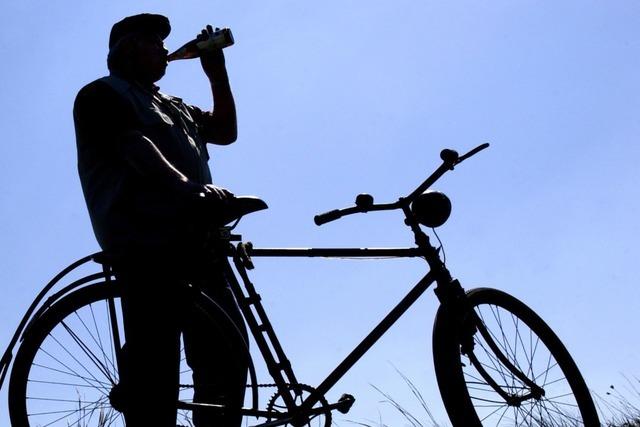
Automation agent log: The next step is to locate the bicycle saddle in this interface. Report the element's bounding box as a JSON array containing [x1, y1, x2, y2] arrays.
[[216, 196, 268, 225]]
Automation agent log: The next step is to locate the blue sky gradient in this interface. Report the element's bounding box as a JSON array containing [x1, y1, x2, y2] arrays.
[[1, 1, 639, 424]]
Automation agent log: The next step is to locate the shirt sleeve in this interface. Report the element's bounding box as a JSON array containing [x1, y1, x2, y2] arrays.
[[73, 81, 138, 158], [185, 104, 223, 144]]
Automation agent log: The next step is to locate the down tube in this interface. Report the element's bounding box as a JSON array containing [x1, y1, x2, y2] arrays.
[[311, 271, 435, 403]]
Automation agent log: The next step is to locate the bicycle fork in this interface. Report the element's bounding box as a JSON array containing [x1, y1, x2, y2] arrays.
[[437, 281, 545, 407], [466, 312, 545, 406], [408, 195, 545, 409]]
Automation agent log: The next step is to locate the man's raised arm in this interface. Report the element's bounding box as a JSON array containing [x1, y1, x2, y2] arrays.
[[196, 25, 237, 145]]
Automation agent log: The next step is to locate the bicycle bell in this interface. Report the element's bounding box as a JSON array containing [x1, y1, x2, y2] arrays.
[[410, 190, 451, 228]]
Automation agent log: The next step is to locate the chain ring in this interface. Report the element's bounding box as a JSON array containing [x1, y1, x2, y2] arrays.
[[266, 384, 332, 427]]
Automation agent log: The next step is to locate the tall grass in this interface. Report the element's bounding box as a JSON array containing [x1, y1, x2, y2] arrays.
[[347, 367, 443, 427], [71, 391, 107, 427], [596, 376, 640, 427], [350, 372, 640, 427], [69, 375, 640, 426]]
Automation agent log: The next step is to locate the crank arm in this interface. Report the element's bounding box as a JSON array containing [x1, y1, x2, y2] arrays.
[[250, 394, 355, 427]]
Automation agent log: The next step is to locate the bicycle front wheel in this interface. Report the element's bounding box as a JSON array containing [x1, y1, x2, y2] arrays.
[[432, 287, 599, 426]]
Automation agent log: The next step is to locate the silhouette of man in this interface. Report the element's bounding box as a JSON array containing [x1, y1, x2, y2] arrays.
[[73, 13, 247, 426]]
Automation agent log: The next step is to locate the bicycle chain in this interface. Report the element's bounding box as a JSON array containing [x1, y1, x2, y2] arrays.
[[179, 382, 282, 389]]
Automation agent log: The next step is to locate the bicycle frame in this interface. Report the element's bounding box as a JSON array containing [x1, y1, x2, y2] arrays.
[[226, 238, 544, 423]]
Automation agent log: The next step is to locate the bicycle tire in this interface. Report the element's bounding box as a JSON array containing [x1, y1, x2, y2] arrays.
[[8, 281, 250, 427], [432, 287, 600, 426]]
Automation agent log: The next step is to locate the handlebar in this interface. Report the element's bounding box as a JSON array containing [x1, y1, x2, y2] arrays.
[[314, 143, 490, 226], [314, 209, 343, 226], [457, 142, 490, 163]]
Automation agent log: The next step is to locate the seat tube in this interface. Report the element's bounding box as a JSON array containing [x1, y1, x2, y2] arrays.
[[223, 256, 301, 409]]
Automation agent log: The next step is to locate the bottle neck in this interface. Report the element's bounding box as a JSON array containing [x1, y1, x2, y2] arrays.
[[167, 40, 200, 61]]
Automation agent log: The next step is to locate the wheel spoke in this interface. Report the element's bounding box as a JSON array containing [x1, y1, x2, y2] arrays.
[[496, 405, 510, 425], [30, 362, 111, 391], [34, 395, 109, 427], [87, 304, 118, 376], [59, 319, 115, 383], [35, 348, 111, 390]]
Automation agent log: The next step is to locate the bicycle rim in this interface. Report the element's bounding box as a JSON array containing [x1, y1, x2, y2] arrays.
[[433, 287, 599, 427], [8, 283, 199, 427]]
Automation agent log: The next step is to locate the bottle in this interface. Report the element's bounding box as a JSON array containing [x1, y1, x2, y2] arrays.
[[167, 28, 234, 61]]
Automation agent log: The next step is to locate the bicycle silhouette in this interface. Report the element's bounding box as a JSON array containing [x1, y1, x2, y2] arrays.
[[0, 144, 600, 426]]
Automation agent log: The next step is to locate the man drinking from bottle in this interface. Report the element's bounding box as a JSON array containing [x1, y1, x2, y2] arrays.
[[73, 13, 247, 427]]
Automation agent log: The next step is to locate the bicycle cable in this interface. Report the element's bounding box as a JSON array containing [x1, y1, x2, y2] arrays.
[[431, 227, 446, 265]]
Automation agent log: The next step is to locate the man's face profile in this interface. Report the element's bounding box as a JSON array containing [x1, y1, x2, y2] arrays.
[[119, 32, 169, 84]]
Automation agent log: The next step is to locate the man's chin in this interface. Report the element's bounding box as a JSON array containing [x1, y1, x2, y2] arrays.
[[151, 68, 166, 83]]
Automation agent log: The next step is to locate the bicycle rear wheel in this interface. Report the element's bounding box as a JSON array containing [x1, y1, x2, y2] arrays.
[[8, 281, 247, 427], [432, 287, 599, 426]]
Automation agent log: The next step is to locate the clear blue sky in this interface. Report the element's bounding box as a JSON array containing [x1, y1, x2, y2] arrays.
[[1, 1, 639, 425]]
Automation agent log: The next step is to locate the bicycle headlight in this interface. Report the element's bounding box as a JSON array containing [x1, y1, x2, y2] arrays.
[[410, 190, 451, 228]]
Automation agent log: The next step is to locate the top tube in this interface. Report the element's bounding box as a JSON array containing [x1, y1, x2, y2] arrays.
[[247, 247, 423, 258]]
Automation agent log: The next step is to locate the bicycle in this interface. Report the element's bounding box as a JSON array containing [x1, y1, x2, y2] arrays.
[[0, 143, 601, 426]]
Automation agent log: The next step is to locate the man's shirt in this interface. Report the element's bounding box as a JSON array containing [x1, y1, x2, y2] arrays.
[[74, 75, 216, 257]]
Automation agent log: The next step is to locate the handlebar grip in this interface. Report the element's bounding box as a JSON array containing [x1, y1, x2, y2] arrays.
[[314, 209, 343, 226], [456, 142, 490, 164]]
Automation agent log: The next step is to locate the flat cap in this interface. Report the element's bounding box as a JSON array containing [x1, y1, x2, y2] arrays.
[[109, 13, 171, 49]]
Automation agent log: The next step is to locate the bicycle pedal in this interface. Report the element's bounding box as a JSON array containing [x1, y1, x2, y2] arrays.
[[337, 393, 355, 414]]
